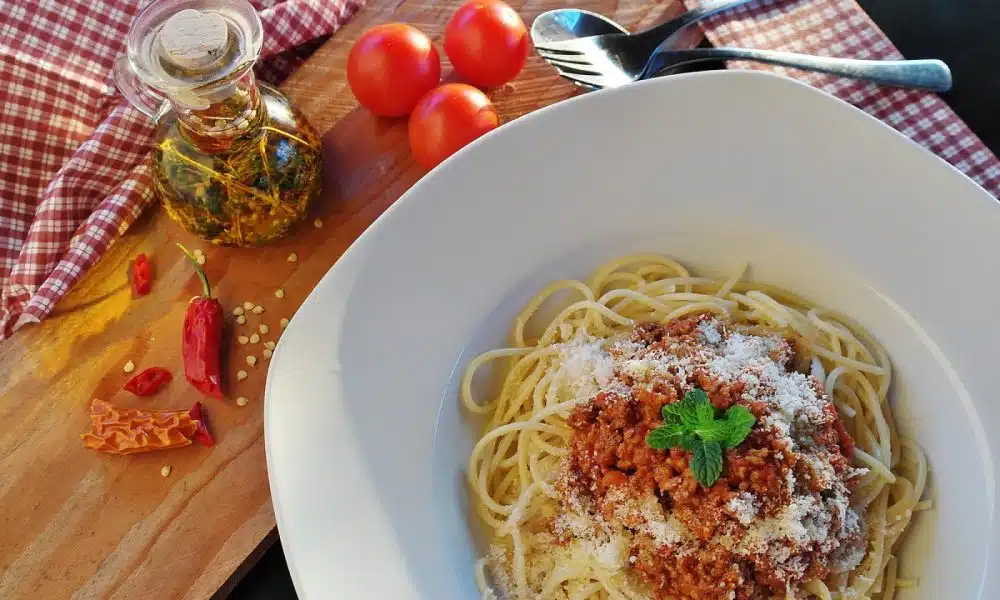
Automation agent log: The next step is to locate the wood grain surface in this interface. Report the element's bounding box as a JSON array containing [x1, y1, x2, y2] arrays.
[[0, 0, 688, 597]]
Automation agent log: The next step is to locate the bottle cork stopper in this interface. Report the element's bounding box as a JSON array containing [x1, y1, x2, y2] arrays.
[[159, 9, 229, 69]]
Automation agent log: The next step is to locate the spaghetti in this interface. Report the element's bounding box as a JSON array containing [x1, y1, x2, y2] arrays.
[[463, 254, 928, 600]]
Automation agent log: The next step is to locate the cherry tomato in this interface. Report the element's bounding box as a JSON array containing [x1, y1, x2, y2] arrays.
[[408, 84, 500, 170], [444, 0, 529, 89], [347, 23, 441, 117]]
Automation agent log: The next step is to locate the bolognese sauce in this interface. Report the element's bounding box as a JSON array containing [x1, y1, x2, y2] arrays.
[[557, 317, 868, 600]]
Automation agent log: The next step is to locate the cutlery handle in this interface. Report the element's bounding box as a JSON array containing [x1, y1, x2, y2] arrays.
[[646, 48, 953, 92]]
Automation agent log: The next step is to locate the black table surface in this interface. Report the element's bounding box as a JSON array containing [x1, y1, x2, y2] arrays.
[[227, 2, 1000, 598]]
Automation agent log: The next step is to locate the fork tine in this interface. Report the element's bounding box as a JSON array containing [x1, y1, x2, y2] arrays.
[[546, 60, 601, 75], [532, 40, 587, 55], [536, 51, 594, 67], [535, 48, 586, 61], [552, 66, 609, 90]]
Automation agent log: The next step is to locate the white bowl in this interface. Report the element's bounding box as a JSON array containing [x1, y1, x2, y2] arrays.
[[265, 71, 999, 599]]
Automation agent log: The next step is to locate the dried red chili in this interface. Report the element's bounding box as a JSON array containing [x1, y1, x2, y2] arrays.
[[131, 253, 152, 296], [178, 244, 224, 399], [188, 402, 215, 447], [123, 367, 173, 396], [81, 399, 213, 454]]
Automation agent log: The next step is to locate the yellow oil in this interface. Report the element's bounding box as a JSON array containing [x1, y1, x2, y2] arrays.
[[151, 82, 321, 246]]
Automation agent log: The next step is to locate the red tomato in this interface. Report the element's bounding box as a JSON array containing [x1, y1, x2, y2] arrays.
[[408, 84, 500, 170], [444, 0, 529, 89], [347, 23, 441, 117]]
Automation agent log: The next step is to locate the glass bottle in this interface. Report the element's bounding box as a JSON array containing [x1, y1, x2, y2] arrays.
[[114, 0, 322, 246]]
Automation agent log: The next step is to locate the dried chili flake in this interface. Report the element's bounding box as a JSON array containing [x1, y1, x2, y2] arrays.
[[123, 367, 173, 397], [131, 253, 152, 296]]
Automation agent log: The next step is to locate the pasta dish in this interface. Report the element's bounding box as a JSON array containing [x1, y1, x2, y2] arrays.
[[462, 254, 928, 600]]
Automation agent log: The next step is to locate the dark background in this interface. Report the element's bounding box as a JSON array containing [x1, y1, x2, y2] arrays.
[[228, 1, 1000, 597]]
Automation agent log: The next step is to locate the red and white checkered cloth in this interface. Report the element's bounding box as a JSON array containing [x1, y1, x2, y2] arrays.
[[0, 0, 362, 340], [682, 0, 1000, 192]]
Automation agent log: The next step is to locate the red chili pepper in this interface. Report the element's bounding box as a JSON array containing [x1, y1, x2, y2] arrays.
[[123, 367, 173, 396], [178, 244, 224, 399], [131, 253, 152, 296], [188, 402, 215, 447]]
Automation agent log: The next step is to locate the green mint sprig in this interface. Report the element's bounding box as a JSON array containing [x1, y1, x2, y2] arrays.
[[646, 388, 756, 487]]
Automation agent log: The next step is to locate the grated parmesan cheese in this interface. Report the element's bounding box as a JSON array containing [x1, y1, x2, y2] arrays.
[[727, 492, 760, 526], [558, 335, 615, 402], [707, 332, 829, 456], [697, 318, 724, 345], [553, 508, 627, 570], [828, 508, 867, 573], [484, 545, 515, 600]]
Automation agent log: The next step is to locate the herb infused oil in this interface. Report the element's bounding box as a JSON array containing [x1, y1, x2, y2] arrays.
[[115, 0, 321, 245]]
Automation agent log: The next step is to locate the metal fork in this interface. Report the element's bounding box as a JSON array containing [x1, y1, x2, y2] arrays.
[[535, 44, 953, 92], [532, 0, 759, 82]]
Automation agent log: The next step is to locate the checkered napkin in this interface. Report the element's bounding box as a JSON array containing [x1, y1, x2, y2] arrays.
[[0, 0, 363, 340], [681, 0, 1000, 194]]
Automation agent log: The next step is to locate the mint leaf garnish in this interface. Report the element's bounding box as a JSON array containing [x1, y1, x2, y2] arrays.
[[690, 439, 723, 487], [646, 387, 757, 487], [723, 405, 756, 449], [648, 423, 698, 450], [677, 389, 710, 429], [694, 396, 716, 427], [694, 419, 732, 444], [646, 426, 673, 450], [661, 403, 683, 425]]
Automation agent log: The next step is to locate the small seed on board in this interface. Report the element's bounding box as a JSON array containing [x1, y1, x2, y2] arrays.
[[123, 360, 135, 374], [236, 315, 246, 325], [259, 324, 269, 335], [252, 304, 264, 314], [236, 396, 249, 407], [246, 355, 257, 368], [264, 341, 276, 350], [237, 335, 249, 345], [249, 333, 260, 344], [263, 348, 273, 359], [279, 318, 289, 329], [287, 252, 298, 263], [233, 306, 244, 316], [274, 288, 285, 299], [314, 219, 323, 228], [160, 465, 172, 478], [243, 301, 254, 310], [237, 370, 248, 381]]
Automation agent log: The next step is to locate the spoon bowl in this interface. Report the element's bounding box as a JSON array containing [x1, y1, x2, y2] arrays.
[[529, 8, 626, 46]]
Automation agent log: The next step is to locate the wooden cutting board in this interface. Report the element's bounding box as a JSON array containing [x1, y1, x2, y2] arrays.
[[0, 0, 689, 597]]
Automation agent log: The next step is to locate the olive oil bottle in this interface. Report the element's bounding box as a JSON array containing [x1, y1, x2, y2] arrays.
[[114, 0, 321, 245]]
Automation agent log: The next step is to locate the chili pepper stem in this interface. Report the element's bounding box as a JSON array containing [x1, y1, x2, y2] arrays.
[[177, 243, 212, 297]]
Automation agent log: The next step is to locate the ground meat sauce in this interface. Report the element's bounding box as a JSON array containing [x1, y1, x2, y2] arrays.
[[558, 316, 867, 600]]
